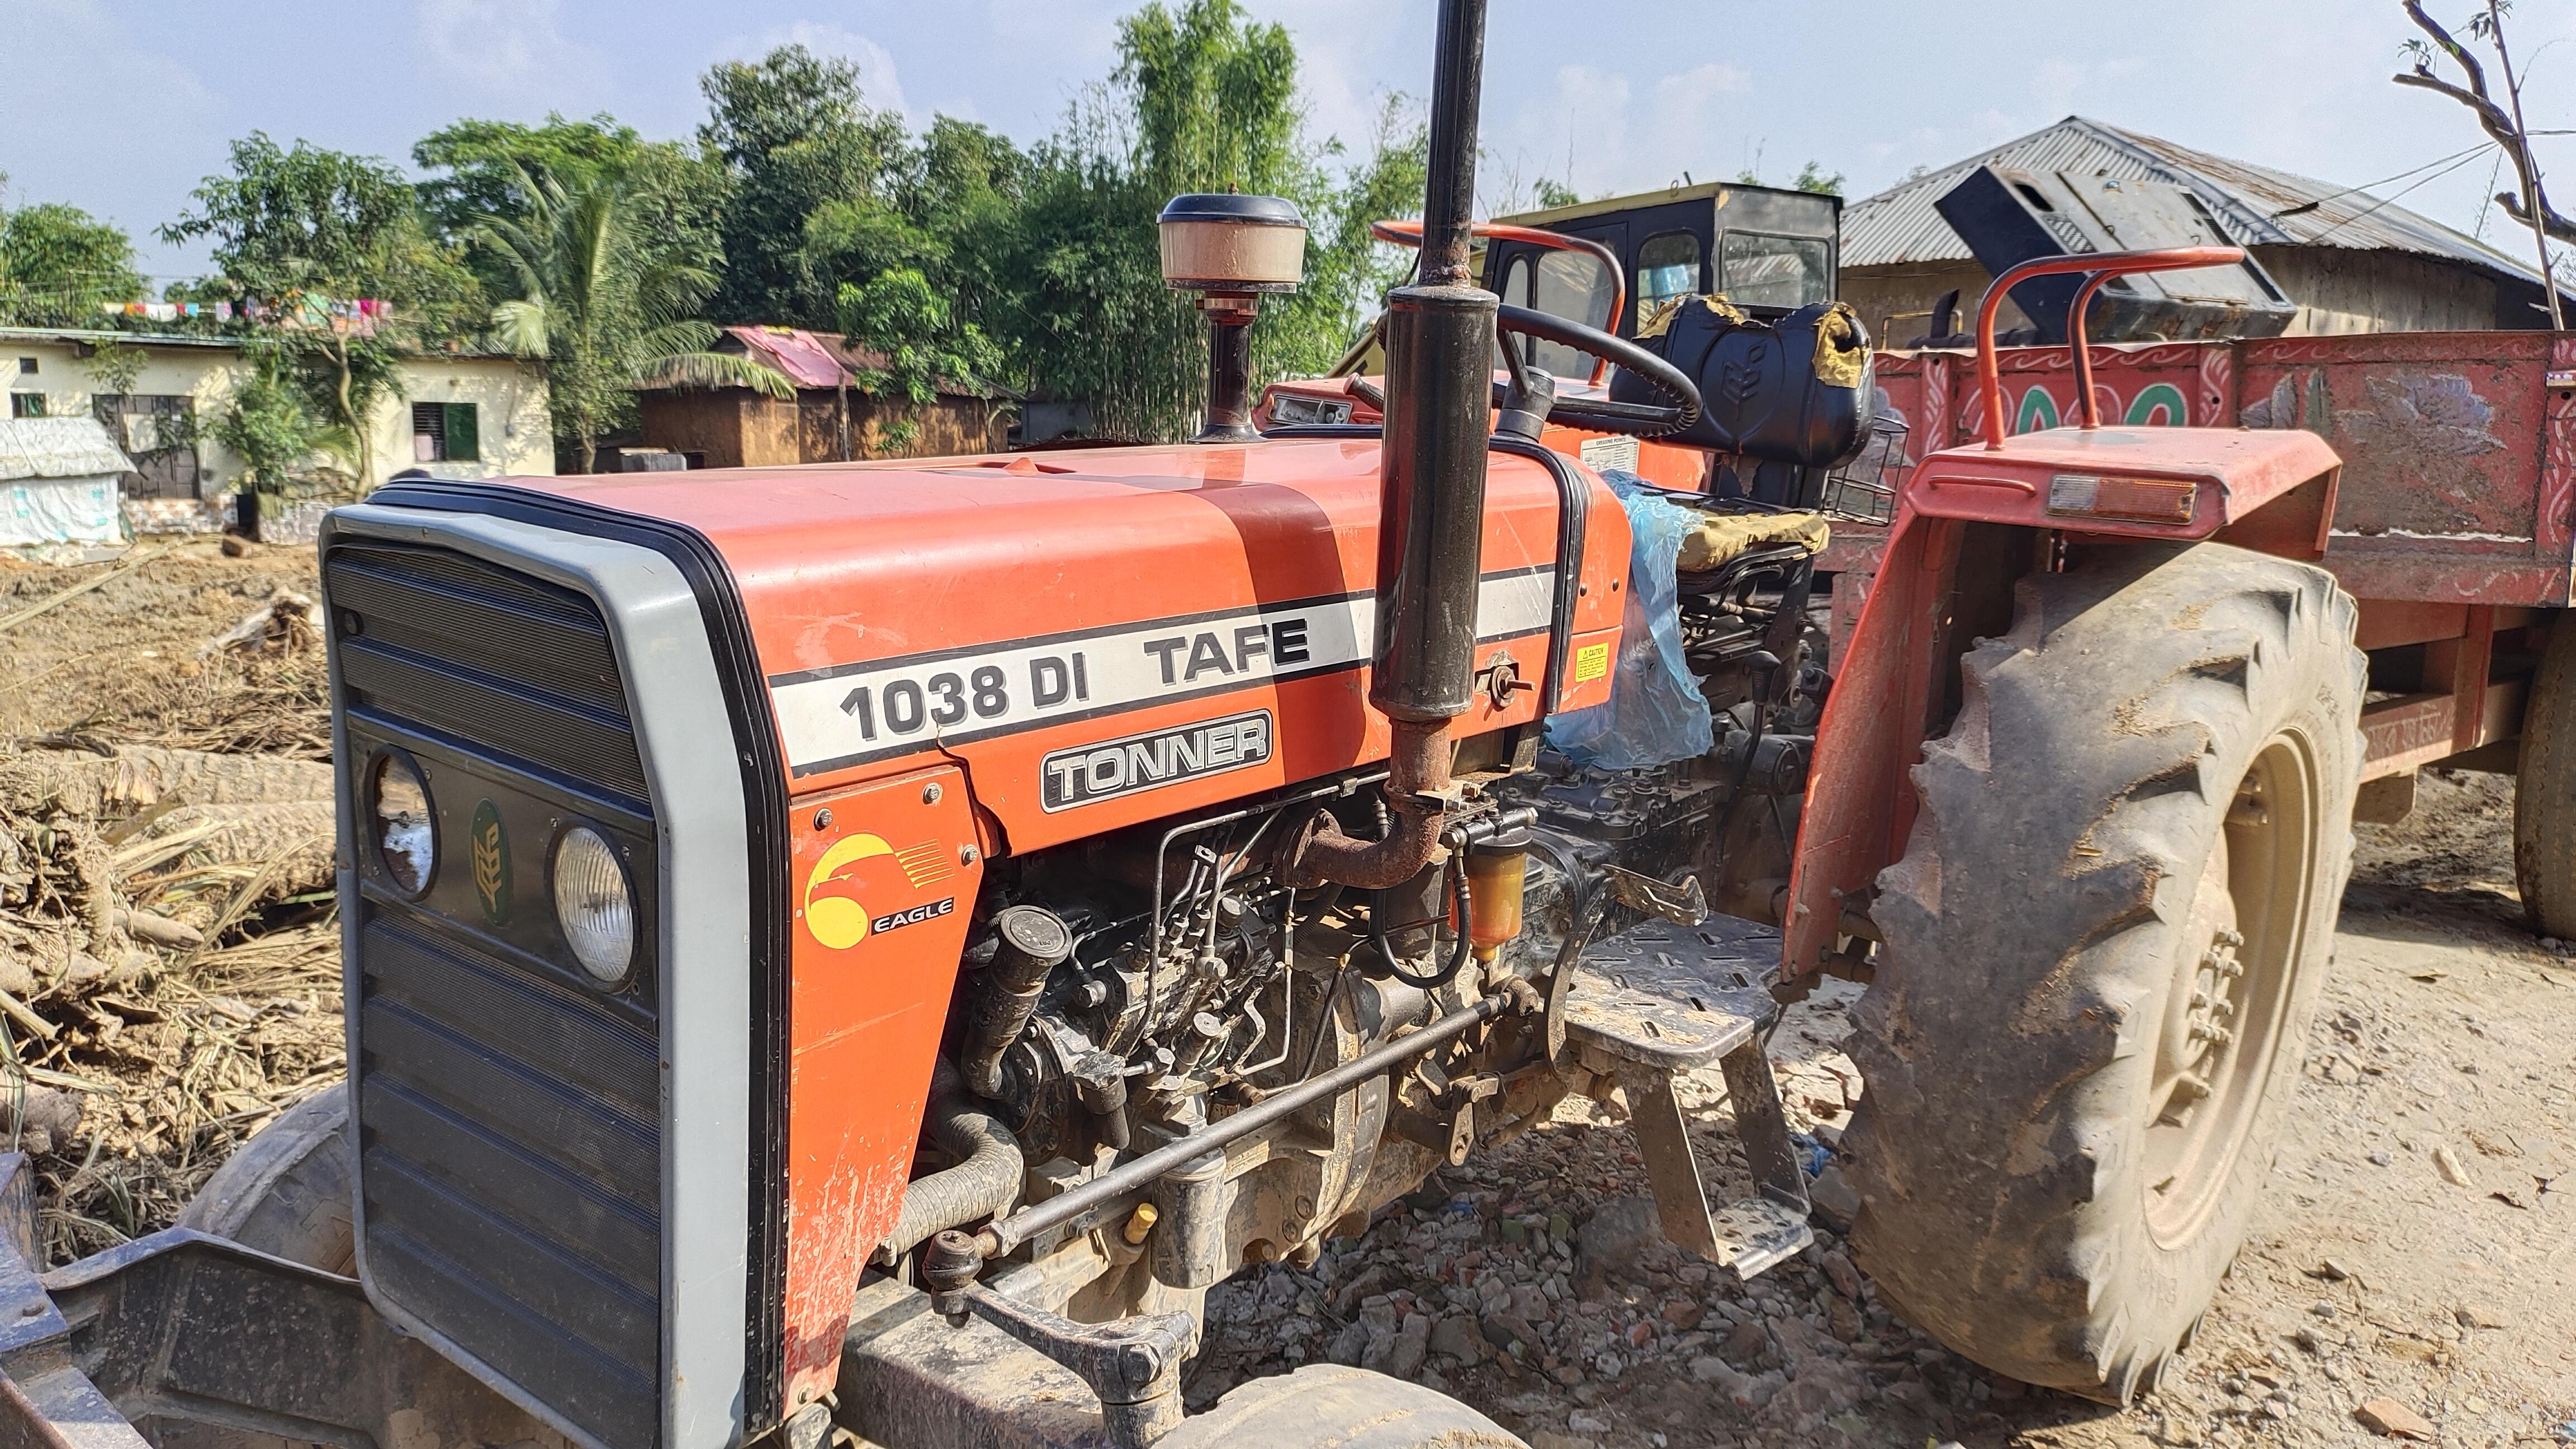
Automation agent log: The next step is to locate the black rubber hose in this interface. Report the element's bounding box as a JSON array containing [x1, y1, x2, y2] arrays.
[[877, 1057, 1024, 1263], [1374, 859, 1474, 990]]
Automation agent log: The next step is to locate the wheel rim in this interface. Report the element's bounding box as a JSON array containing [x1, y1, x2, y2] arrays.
[[2142, 731, 2318, 1247]]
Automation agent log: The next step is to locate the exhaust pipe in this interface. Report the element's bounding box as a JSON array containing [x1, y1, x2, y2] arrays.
[[1292, 0, 1494, 892]]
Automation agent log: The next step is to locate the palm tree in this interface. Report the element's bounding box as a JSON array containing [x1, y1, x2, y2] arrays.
[[479, 167, 791, 472]]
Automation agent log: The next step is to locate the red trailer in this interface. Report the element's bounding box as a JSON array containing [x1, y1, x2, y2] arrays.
[[1265, 217, 2573, 928], [1835, 328, 2574, 926]]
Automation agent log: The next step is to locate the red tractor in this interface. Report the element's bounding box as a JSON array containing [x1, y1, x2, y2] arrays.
[[0, 4, 2364, 1447]]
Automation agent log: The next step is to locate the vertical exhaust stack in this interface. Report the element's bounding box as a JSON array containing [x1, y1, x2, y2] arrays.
[[1287, 0, 1495, 892], [1372, 0, 1494, 726]]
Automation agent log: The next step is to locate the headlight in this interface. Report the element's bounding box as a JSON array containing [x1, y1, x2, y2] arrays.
[[371, 751, 435, 896], [552, 826, 636, 984]]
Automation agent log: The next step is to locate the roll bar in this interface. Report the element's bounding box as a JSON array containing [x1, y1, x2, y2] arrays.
[[1975, 246, 2246, 448], [1370, 219, 1626, 385]]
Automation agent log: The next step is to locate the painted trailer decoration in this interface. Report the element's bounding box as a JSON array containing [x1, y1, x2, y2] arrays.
[[1840, 331, 2576, 797]]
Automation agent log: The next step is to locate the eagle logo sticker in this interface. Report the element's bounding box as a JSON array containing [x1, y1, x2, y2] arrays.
[[803, 832, 955, 950], [470, 799, 511, 925]]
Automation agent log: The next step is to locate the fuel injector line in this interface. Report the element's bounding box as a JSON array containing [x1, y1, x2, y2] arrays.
[[968, 977, 1537, 1259]]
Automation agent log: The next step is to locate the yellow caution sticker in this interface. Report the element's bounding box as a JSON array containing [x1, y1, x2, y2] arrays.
[[1573, 642, 1612, 683]]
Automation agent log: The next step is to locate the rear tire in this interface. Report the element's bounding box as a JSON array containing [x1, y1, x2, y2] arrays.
[[1155, 1366, 1526, 1448], [2515, 616, 2576, 936], [1844, 543, 2363, 1402], [178, 1082, 356, 1273]]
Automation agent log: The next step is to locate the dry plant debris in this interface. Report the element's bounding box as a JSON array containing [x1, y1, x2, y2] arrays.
[[0, 541, 340, 1264]]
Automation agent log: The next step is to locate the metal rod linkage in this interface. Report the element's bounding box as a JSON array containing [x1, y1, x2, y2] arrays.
[[977, 983, 1531, 1257]]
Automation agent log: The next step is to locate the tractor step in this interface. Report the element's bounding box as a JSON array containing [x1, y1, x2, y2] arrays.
[[1564, 915, 1814, 1280], [1564, 917, 1777, 1069]]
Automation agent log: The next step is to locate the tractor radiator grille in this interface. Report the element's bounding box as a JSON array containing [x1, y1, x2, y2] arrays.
[[329, 542, 645, 804], [333, 542, 662, 1449]]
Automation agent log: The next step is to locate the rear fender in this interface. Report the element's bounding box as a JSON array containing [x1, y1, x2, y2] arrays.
[[1781, 424, 2344, 976], [1782, 508, 1977, 976]]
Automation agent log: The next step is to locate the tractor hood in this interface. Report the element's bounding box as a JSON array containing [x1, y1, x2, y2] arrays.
[[368, 438, 1627, 852]]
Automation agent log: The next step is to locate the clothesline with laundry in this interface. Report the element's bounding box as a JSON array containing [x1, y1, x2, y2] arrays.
[[93, 295, 391, 334]]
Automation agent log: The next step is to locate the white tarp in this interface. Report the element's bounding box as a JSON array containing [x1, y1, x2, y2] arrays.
[[1, 475, 122, 547], [0, 418, 130, 548]]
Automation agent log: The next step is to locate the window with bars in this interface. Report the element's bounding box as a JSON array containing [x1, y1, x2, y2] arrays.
[[411, 402, 481, 463], [9, 394, 46, 419]]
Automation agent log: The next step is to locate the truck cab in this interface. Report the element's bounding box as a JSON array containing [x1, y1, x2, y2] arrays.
[[1484, 179, 1843, 347]]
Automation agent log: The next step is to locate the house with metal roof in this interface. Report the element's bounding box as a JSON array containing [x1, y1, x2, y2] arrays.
[[633, 325, 1011, 468], [0, 325, 551, 520], [1841, 116, 2572, 345]]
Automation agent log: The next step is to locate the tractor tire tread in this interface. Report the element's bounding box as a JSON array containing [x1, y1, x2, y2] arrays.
[[2515, 615, 2576, 936], [1843, 542, 2362, 1401]]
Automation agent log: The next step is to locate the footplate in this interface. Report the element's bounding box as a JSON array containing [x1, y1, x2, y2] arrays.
[[1563, 916, 1814, 1278], [1563, 917, 1777, 1070]]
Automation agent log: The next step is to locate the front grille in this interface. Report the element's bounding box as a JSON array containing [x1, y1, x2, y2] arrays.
[[330, 543, 646, 804], [333, 542, 662, 1449]]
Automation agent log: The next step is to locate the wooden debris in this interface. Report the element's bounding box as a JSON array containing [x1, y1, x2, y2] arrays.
[[0, 547, 172, 636], [203, 589, 318, 656]]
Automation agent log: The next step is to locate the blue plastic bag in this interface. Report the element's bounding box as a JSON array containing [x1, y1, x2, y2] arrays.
[[1544, 468, 1713, 769]]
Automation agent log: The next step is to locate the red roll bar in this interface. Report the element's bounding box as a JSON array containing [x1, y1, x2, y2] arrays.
[[1975, 247, 2246, 448]]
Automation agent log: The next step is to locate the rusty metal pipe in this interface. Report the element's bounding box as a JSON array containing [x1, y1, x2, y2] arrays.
[[1284, 719, 1449, 890], [1299, 0, 1492, 897], [1416, 0, 1486, 288]]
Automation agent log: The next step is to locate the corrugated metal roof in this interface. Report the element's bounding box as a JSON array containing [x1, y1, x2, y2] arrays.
[[0, 418, 130, 482], [725, 326, 852, 390], [712, 325, 1006, 399], [1845, 116, 2548, 285]]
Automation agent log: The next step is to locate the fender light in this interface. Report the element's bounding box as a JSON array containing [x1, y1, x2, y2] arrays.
[[2047, 473, 2198, 524]]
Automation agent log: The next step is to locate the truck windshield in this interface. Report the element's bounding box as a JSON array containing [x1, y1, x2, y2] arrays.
[[1720, 231, 1831, 308], [1636, 231, 1701, 327], [1500, 248, 1616, 377]]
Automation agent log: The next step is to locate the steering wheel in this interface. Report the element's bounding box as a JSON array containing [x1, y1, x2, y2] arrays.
[[1494, 303, 1701, 439]]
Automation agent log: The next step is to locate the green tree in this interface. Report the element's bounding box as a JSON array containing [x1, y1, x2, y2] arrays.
[[804, 116, 1030, 332], [479, 165, 791, 473], [0, 203, 147, 328], [162, 134, 476, 486], [699, 45, 911, 325], [414, 113, 645, 236], [1532, 179, 1581, 209], [1791, 161, 1844, 197], [1268, 98, 1428, 383], [212, 342, 354, 495], [837, 266, 1006, 453], [1738, 160, 1844, 197], [1000, 0, 1425, 440], [413, 115, 728, 299]]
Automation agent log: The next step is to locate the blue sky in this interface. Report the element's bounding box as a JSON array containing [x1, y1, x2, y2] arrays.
[[7, 0, 2574, 283]]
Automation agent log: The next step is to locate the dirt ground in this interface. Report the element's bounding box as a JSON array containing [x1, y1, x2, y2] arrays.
[[2, 541, 2567, 1447], [1193, 768, 2574, 1447]]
